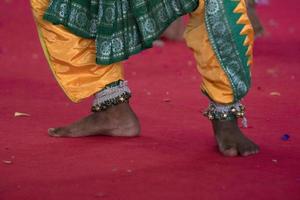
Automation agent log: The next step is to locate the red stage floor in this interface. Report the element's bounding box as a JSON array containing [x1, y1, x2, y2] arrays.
[[0, 1, 300, 200]]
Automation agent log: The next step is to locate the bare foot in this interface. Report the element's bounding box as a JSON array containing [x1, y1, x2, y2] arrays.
[[48, 103, 140, 137], [212, 119, 259, 157]]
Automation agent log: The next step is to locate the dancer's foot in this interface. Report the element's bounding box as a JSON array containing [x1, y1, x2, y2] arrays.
[[212, 119, 259, 157], [48, 103, 140, 137]]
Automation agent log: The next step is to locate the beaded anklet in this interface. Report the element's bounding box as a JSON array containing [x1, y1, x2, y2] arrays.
[[203, 102, 248, 127], [91, 80, 131, 112]]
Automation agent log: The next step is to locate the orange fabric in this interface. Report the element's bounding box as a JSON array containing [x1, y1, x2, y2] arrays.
[[31, 0, 124, 103], [184, 0, 234, 104], [31, 0, 253, 104]]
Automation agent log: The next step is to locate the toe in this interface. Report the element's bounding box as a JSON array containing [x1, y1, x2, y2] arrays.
[[241, 151, 252, 157], [240, 145, 260, 157], [241, 151, 258, 157], [48, 128, 56, 136], [48, 128, 62, 137], [216, 137, 239, 157], [218, 143, 238, 157], [222, 148, 238, 157]]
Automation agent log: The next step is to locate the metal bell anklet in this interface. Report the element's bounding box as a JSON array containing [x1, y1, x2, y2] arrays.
[[91, 80, 131, 112], [203, 102, 248, 127]]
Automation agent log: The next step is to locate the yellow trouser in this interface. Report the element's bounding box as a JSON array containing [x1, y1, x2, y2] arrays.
[[184, 0, 234, 104], [31, 0, 124, 103], [31, 0, 251, 104]]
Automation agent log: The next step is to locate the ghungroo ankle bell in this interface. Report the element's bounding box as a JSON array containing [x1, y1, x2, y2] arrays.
[[203, 102, 248, 127], [91, 80, 131, 112]]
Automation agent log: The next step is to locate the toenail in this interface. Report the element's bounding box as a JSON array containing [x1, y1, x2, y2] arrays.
[[242, 152, 250, 156], [48, 128, 56, 135]]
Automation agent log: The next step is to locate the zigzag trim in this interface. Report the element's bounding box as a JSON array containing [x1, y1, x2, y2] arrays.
[[233, 0, 254, 66]]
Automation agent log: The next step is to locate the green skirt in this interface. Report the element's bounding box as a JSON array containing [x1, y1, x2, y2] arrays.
[[44, 0, 199, 65]]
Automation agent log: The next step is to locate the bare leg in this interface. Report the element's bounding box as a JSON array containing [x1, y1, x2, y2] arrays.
[[247, 0, 264, 36], [48, 103, 140, 137]]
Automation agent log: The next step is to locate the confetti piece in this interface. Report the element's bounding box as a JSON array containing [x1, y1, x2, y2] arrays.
[[131, 71, 137, 76], [3, 160, 13, 165], [256, 0, 269, 5], [187, 61, 193, 66], [112, 168, 118, 172], [266, 68, 277, 75], [95, 192, 107, 198], [163, 98, 171, 102], [281, 134, 290, 141], [288, 28, 295, 34], [270, 92, 281, 96], [272, 159, 278, 163], [32, 53, 39, 59], [268, 19, 279, 27], [266, 68, 278, 77], [191, 76, 197, 80], [14, 112, 30, 117]]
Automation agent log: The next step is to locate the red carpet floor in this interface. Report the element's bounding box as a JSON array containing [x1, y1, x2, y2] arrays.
[[1, 1, 300, 200]]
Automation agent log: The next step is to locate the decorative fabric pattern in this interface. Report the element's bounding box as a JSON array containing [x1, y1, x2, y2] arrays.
[[204, 0, 253, 101], [44, 0, 199, 65]]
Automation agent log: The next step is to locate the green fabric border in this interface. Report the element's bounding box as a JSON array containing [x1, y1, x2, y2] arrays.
[[205, 0, 251, 102], [223, 1, 250, 82]]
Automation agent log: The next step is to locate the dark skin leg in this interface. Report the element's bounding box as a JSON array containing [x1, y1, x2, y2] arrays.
[[48, 103, 140, 137], [212, 119, 260, 157], [246, 0, 264, 36]]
